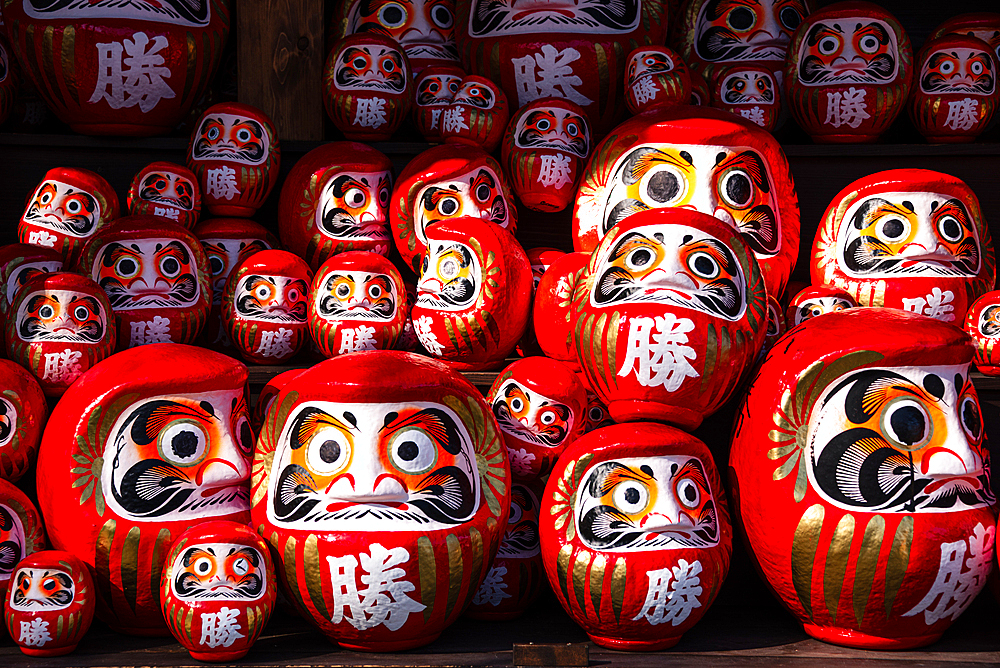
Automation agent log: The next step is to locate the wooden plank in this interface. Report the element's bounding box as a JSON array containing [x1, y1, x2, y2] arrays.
[[513, 643, 588, 667], [237, 0, 324, 141]]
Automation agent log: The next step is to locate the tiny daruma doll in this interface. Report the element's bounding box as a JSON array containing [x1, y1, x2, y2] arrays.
[[965, 290, 1000, 376], [0, 360, 47, 483], [127, 161, 202, 230]]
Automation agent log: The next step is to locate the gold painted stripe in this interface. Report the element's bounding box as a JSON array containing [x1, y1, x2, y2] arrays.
[[418, 536, 436, 623], [791, 504, 825, 621], [611, 558, 627, 622], [701, 323, 718, 394], [283, 537, 308, 614], [304, 534, 329, 621], [56, 613, 64, 641], [823, 514, 855, 621], [469, 527, 484, 607], [592, 313, 608, 389], [853, 515, 885, 626], [150, 528, 172, 611], [884, 517, 913, 618], [121, 526, 142, 614], [444, 533, 463, 620], [557, 545, 572, 603], [572, 550, 590, 614], [61, 26, 77, 102], [96, 519, 116, 614], [589, 554, 606, 622], [595, 43, 609, 115]]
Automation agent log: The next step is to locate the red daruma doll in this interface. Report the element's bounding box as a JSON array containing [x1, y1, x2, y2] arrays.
[[624, 46, 691, 115], [0, 359, 47, 483], [0, 478, 46, 602], [127, 161, 202, 229], [413, 65, 465, 142], [964, 290, 1000, 376], [540, 423, 732, 650], [731, 309, 995, 648], [440, 75, 509, 153]]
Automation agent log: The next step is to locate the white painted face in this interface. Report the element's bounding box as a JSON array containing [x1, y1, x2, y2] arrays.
[[136, 170, 197, 212], [694, 0, 807, 63], [513, 106, 589, 158], [233, 274, 309, 323], [790, 296, 854, 326], [467, 0, 641, 37], [416, 72, 462, 107], [978, 304, 1000, 338], [315, 270, 397, 322], [589, 223, 747, 321], [191, 113, 270, 166], [413, 166, 511, 243], [796, 17, 901, 86], [452, 79, 496, 110], [806, 364, 993, 513], [4, 260, 62, 308], [574, 456, 721, 552], [333, 43, 408, 92], [836, 191, 981, 279], [346, 0, 460, 64], [720, 70, 776, 104], [919, 46, 996, 95], [496, 484, 540, 559], [317, 170, 392, 241], [628, 49, 676, 86], [14, 289, 108, 343], [0, 503, 26, 582], [0, 397, 15, 451], [267, 400, 481, 531], [22, 180, 101, 238], [201, 238, 271, 304], [92, 238, 202, 311], [23, 0, 211, 25], [490, 379, 575, 449], [9, 567, 75, 612], [169, 542, 266, 601], [100, 388, 253, 523], [416, 240, 481, 311]]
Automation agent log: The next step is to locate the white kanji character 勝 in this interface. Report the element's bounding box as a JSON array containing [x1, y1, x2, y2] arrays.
[[414, 315, 444, 356], [536, 154, 573, 189], [472, 565, 512, 607], [42, 349, 84, 383], [354, 97, 388, 129], [633, 559, 703, 627], [902, 287, 955, 322], [89, 32, 175, 112], [199, 606, 245, 648], [130, 316, 173, 347], [19, 617, 52, 647], [441, 106, 468, 134], [256, 328, 295, 358], [339, 325, 378, 354], [944, 98, 979, 132], [824, 87, 870, 129], [631, 77, 659, 106], [739, 106, 767, 127], [506, 447, 536, 477], [618, 314, 700, 391], [206, 166, 241, 201], [511, 45, 593, 107], [27, 230, 57, 247], [904, 523, 994, 625], [327, 543, 425, 632]]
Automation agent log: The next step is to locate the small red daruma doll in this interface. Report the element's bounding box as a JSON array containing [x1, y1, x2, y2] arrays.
[[391, 144, 517, 273], [187, 102, 281, 218], [5, 272, 116, 397], [5, 550, 95, 657], [0, 244, 64, 336], [731, 309, 995, 648], [36, 343, 253, 635], [127, 161, 202, 230], [440, 75, 508, 153], [277, 142, 393, 270], [308, 251, 407, 358], [965, 290, 1000, 376], [811, 169, 995, 324], [324, 33, 413, 142], [540, 423, 732, 650], [18, 167, 120, 265], [221, 250, 312, 365], [160, 521, 276, 662], [501, 98, 591, 213], [928, 13, 1000, 61], [712, 65, 781, 131], [532, 251, 590, 371], [413, 65, 466, 142], [624, 46, 691, 115], [785, 1, 913, 143], [486, 357, 587, 481], [411, 217, 532, 371], [0, 478, 45, 602], [517, 246, 567, 357], [250, 351, 511, 651], [786, 285, 857, 328], [569, 207, 767, 428], [79, 216, 212, 349], [0, 359, 46, 483], [909, 35, 1000, 143]]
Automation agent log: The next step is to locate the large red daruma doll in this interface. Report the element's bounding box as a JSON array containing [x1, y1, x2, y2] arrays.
[[540, 423, 732, 651], [35, 343, 253, 635], [278, 142, 393, 270], [454, 0, 669, 138], [811, 169, 995, 324], [784, 1, 913, 143], [569, 208, 767, 428], [573, 106, 799, 301], [730, 309, 996, 648], [411, 218, 532, 371], [2, 0, 229, 135], [250, 351, 510, 651]]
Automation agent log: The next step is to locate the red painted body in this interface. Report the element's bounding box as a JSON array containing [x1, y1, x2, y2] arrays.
[[624, 46, 691, 115], [0, 359, 46, 483], [532, 252, 590, 372], [0, 478, 45, 603], [440, 75, 508, 153], [127, 162, 202, 230], [965, 290, 1000, 376], [412, 65, 466, 142], [711, 65, 781, 131], [516, 247, 567, 358]]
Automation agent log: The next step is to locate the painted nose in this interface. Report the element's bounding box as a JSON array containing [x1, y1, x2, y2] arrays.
[[328, 471, 408, 503]]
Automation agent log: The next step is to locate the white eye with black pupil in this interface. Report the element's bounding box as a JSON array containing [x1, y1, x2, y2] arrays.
[[389, 429, 437, 474], [236, 129, 251, 143], [368, 285, 382, 298], [613, 481, 648, 514], [876, 217, 909, 243], [509, 397, 524, 412], [971, 61, 984, 75], [39, 305, 54, 319], [74, 305, 90, 320], [961, 396, 982, 440], [233, 558, 249, 576], [66, 200, 82, 214], [194, 558, 213, 576], [881, 399, 931, 450], [475, 184, 491, 201], [720, 170, 753, 208], [160, 257, 180, 278], [540, 411, 556, 425], [688, 251, 720, 279], [937, 215, 963, 243], [345, 188, 366, 208], [159, 421, 208, 465], [625, 247, 655, 271], [819, 36, 839, 55], [440, 258, 459, 279], [940, 60, 955, 74], [859, 35, 880, 54], [437, 196, 460, 216], [335, 283, 351, 298], [306, 428, 351, 475], [676, 479, 701, 509]]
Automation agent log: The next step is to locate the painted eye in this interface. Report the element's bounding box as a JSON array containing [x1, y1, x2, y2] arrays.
[[344, 187, 367, 208], [535, 118, 551, 131], [368, 284, 383, 299], [507, 501, 523, 524], [818, 36, 840, 55], [159, 256, 181, 278], [236, 128, 252, 143], [971, 60, 985, 76], [378, 2, 407, 29], [194, 557, 214, 576], [640, 165, 685, 205], [287, 287, 301, 302], [378, 187, 390, 207], [810, 306, 823, 317], [38, 304, 55, 319], [448, 81, 460, 94], [961, 396, 982, 441], [859, 35, 881, 54], [676, 478, 701, 509], [440, 258, 459, 279], [625, 247, 655, 271], [720, 170, 754, 208], [209, 256, 225, 276], [475, 183, 492, 202], [468, 87, 481, 98], [206, 126, 220, 140], [734, 79, 746, 91], [539, 410, 557, 426], [427, 81, 440, 94], [74, 304, 91, 320], [510, 397, 524, 413], [779, 6, 802, 31], [335, 282, 351, 298], [155, 179, 168, 190], [588, 405, 605, 422], [940, 60, 955, 75], [388, 429, 438, 474], [158, 421, 208, 466], [612, 481, 649, 514], [431, 4, 453, 29], [881, 398, 931, 450], [421, 254, 429, 274], [353, 56, 367, 69], [306, 428, 351, 476], [937, 215, 963, 243], [115, 256, 140, 279], [66, 198, 82, 214], [235, 414, 254, 455], [875, 217, 910, 243], [232, 557, 250, 576], [42, 577, 58, 592], [255, 284, 272, 300], [565, 122, 579, 137], [728, 6, 755, 31], [39, 190, 53, 205], [437, 196, 460, 216], [687, 251, 720, 280]]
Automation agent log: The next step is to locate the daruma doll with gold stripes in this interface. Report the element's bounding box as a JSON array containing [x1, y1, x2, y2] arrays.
[[2, 0, 229, 135], [624, 46, 691, 115], [964, 290, 1000, 376], [250, 351, 511, 651], [127, 161, 202, 230], [439, 75, 508, 153], [730, 309, 996, 648], [540, 422, 732, 651], [810, 169, 995, 324], [786, 285, 857, 329], [35, 343, 253, 635], [569, 207, 767, 428], [412, 65, 465, 142], [159, 520, 276, 662]]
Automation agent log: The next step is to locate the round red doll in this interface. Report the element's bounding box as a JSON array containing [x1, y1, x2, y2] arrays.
[[36, 343, 252, 635], [413, 65, 466, 142], [569, 207, 767, 428], [324, 33, 413, 142], [532, 251, 590, 371], [2, 1, 230, 135], [540, 422, 732, 650], [440, 75, 508, 153], [391, 144, 517, 274], [501, 97, 591, 213], [0, 359, 46, 483], [78, 216, 212, 350], [277, 142, 393, 270], [18, 167, 120, 265], [786, 285, 857, 328], [0, 244, 64, 336], [5, 272, 116, 397], [127, 161, 202, 230], [811, 169, 995, 324], [411, 217, 532, 371], [573, 106, 800, 301], [307, 251, 407, 358], [965, 290, 1000, 376], [5, 550, 95, 657], [712, 65, 781, 131], [187, 101, 280, 218], [0, 478, 45, 602], [486, 357, 587, 481], [731, 309, 995, 649], [624, 46, 692, 115], [784, 1, 913, 143], [929, 13, 1000, 61], [221, 250, 312, 365], [516, 246, 567, 357], [160, 520, 276, 662], [250, 351, 511, 651]]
